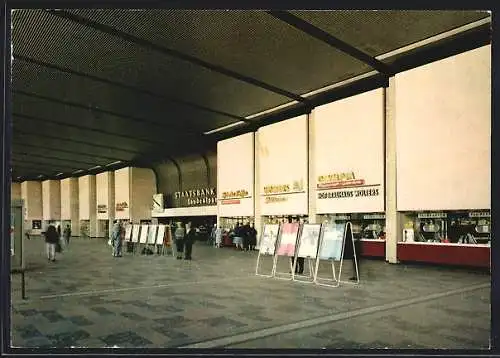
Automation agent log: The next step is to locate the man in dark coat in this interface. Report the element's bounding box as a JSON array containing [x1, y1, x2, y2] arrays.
[[44, 224, 59, 262], [184, 222, 196, 260]]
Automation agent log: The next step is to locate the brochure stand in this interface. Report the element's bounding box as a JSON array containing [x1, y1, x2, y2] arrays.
[[273, 222, 300, 281], [138, 224, 149, 254], [313, 223, 344, 288], [292, 223, 321, 284], [338, 222, 360, 285], [255, 224, 280, 278], [157, 225, 174, 256], [131, 225, 140, 254]]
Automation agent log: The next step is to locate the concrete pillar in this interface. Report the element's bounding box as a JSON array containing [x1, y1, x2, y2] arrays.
[[307, 112, 317, 224], [254, 131, 262, 248], [385, 77, 401, 263]]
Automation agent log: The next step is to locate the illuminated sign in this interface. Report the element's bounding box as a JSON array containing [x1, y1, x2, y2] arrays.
[[175, 188, 216, 199], [417, 212, 447, 219], [169, 187, 217, 207]]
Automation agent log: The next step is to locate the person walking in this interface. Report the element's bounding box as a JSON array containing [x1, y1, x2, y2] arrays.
[[184, 222, 196, 260], [214, 225, 222, 248], [63, 224, 71, 248], [44, 224, 59, 262], [174, 222, 186, 260], [249, 223, 257, 251], [111, 221, 123, 257]]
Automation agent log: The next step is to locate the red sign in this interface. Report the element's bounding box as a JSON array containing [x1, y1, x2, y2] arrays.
[[221, 199, 241, 205]]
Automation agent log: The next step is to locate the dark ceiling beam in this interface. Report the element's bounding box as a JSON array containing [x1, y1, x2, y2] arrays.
[[267, 11, 394, 76], [13, 151, 100, 167], [14, 90, 204, 134], [14, 129, 144, 155], [12, 155, 92, 170], [12, 142, 128, 162], [46, 10, 307, 103], [14, 112, 166, 146], [14, 55, 249, 123], [12, 159, 79, 171], [12, 163, 66, 174]]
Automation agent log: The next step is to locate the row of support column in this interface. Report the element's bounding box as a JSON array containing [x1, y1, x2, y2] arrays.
[[252, 78, 401, 263]]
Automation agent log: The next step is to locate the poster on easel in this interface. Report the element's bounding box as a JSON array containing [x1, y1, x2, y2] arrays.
[[297, 224, 321, 259], [276, 222, 300, 257], [139, 225, 149, 244], [338, 222, 359, 284], [318, 223, 345, 261], [125, 224, 133, 242], [256, 224, 280, 278], [258, 224, 280, 256], [147, 225, 158, 244], [131, 225, 140, 243]]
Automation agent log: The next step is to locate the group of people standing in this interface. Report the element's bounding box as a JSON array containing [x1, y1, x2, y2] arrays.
[[227, 222, 257, 251], [43, 223, 71, 262], [173, 222, 196, 260]]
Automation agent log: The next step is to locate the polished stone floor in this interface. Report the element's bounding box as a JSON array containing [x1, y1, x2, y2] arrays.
[[10, 236, 490, 349]]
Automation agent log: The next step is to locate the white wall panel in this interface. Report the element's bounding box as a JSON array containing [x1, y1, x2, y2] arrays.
[[21, 181, 42, 219], [130, 167, 156, 222], [258, 115, 308, 216], [61, 179, 71, 220], [114, 167, 131, 220], [78, 176, 90, 220], [11, 183, 21, 201], [313, 89, 385, 214], [96, 172, 115, 220], [217, 132, 254, 217], [395, 45, 491, 211]]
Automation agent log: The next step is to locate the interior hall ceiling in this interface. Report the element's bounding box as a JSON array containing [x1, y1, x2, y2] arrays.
[[10, 9, 491, 181]]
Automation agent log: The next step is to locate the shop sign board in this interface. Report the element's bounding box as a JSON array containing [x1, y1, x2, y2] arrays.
[[417, 212, 447, 219], [116, 202, 128, 212], [319, 223, 345, 261], [156, 225, 166, 245], [259, 224, 280, 256], [363, 214, 386, 220], [97, 204, 107, 214], [276, 222, 300, 257], [220, 189, 251, 205], [469, 211, 490, 218], [297, 224, 321, 259]]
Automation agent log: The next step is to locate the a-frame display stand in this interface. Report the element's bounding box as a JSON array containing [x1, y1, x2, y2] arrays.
[[313, 223, 344, 288], [292, 223, 321, 284], [255, 224, 280, 278], [273, 223, 300, 281], [338, 222, 360, 285], [131, 225, 140, 255]]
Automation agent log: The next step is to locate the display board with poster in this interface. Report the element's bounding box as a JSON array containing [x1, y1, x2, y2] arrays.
[[318, 223, 345, 261], [256, 224, 280, 278], [131, 225, 140, 243], [258, 224, 280, 256], [125, 224, 133, 242], [139, 225, 149, 244], [276, 222, 300, 257], [297, 224, 321, 259], [156, 225, 165, 245], [147, 225, 158, 244]]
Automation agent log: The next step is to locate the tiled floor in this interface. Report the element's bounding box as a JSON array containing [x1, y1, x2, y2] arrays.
[[10, 236, 490, 349]]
